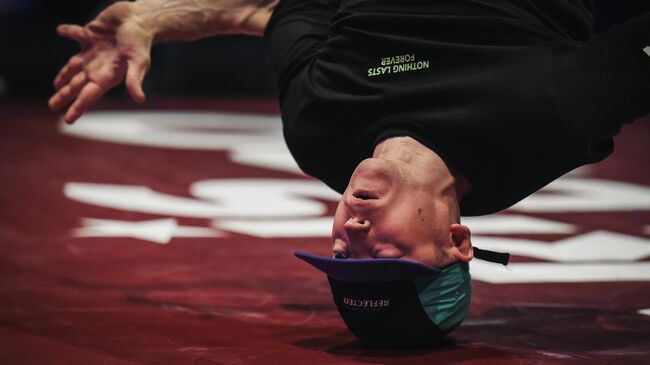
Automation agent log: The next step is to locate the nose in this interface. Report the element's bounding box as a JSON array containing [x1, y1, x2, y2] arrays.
[[344, 217, 370, 231]]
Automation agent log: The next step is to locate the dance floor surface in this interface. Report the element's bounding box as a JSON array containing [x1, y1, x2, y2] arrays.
[[1, 99, 649, 364]]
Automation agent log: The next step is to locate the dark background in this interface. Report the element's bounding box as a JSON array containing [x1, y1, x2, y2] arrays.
[[0, 0, 649, 102]]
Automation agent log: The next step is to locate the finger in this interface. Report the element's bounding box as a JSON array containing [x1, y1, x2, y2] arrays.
[[49, 72, 88, 110], [126, 57, 149, 103], [54, 55, 84, 90], [64, 83, 107, 124], [86, 19, 113, 37], [57, 24, 89, 47]]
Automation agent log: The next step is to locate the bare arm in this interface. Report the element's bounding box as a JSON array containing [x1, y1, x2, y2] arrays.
[[139, 0, 278, 40], [49, 0, 278, 124]]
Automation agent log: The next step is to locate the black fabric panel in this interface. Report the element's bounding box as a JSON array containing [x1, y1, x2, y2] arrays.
[[264, 0, 341, 100]]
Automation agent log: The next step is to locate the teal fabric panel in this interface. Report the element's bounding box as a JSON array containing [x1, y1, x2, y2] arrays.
[[414, 262, 471, 333]]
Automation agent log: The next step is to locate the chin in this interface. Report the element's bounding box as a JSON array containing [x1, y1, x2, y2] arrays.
[[349, 158, 402, 198]]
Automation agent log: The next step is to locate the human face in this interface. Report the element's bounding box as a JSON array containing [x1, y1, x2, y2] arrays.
[[331, 158, 456, 267]]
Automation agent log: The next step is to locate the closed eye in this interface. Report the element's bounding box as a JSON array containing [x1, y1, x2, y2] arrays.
[[332, 237, 350, 259]]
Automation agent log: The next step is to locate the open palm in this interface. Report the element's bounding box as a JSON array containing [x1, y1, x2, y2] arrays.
[[49, 3, 153, 124]]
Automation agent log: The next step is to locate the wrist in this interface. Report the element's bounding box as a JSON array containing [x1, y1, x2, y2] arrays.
[[129, 1, 161, 43], [129, 0, 277, 42], [231, 3, 276, 36]]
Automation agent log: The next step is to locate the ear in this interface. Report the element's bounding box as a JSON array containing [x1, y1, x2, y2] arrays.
[[449, 224, 473, 262]]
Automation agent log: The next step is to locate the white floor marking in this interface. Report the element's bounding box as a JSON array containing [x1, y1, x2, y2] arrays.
[[474, 231, 650, 262], [539, 352, 572, 359], [65, 179, 340, 219], [61, 111, 650, 214], [66, 179, 649, 239], [639, 308, 650, 316], [644, 46, 650, 57], [511, 177, 650, 212], [60, 111, 303, 174], [462, 215, 575, 234], [471, 260, 650, 283], [215, 215, 577, 238], [66, 184, 232, 219], [215, 217, 335, 238], [72, 218, 223, 244], [59, 111, 650, 284]]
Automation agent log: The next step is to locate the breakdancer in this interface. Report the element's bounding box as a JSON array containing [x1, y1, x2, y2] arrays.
[[49, 0, 650, 346]]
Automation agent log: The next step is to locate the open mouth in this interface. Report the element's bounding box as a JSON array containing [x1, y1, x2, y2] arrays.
[[352, 190, 379, 200]]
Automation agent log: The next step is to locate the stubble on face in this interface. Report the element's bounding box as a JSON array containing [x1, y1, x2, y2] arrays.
[[331, 160, 460, 267]]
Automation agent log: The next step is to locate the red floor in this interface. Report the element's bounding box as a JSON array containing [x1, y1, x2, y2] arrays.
[[1, 99, 649, 364]]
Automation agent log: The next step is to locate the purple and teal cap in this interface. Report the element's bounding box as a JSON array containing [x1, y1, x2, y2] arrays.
[[295, 248, 508, 347]]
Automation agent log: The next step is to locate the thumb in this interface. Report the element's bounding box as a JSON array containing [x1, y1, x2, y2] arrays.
[[126, 56, 149, 103]]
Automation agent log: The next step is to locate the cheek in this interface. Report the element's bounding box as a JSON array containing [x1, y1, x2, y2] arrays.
[[331, 200, 351, 256], [389, 201, 440, 239], [331, 199, 348, 237]]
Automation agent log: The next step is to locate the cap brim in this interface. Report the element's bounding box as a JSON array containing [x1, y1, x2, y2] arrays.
[[294, 251, 441, 283]]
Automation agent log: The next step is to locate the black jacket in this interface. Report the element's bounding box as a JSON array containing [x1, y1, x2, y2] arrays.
[[265, 0, 650, 215]]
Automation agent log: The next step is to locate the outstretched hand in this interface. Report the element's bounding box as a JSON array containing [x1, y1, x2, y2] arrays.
[[49, 2, 153, 124]]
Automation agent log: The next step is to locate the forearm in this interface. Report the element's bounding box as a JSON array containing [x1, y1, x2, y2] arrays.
[[131, 0, 279, 42]]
